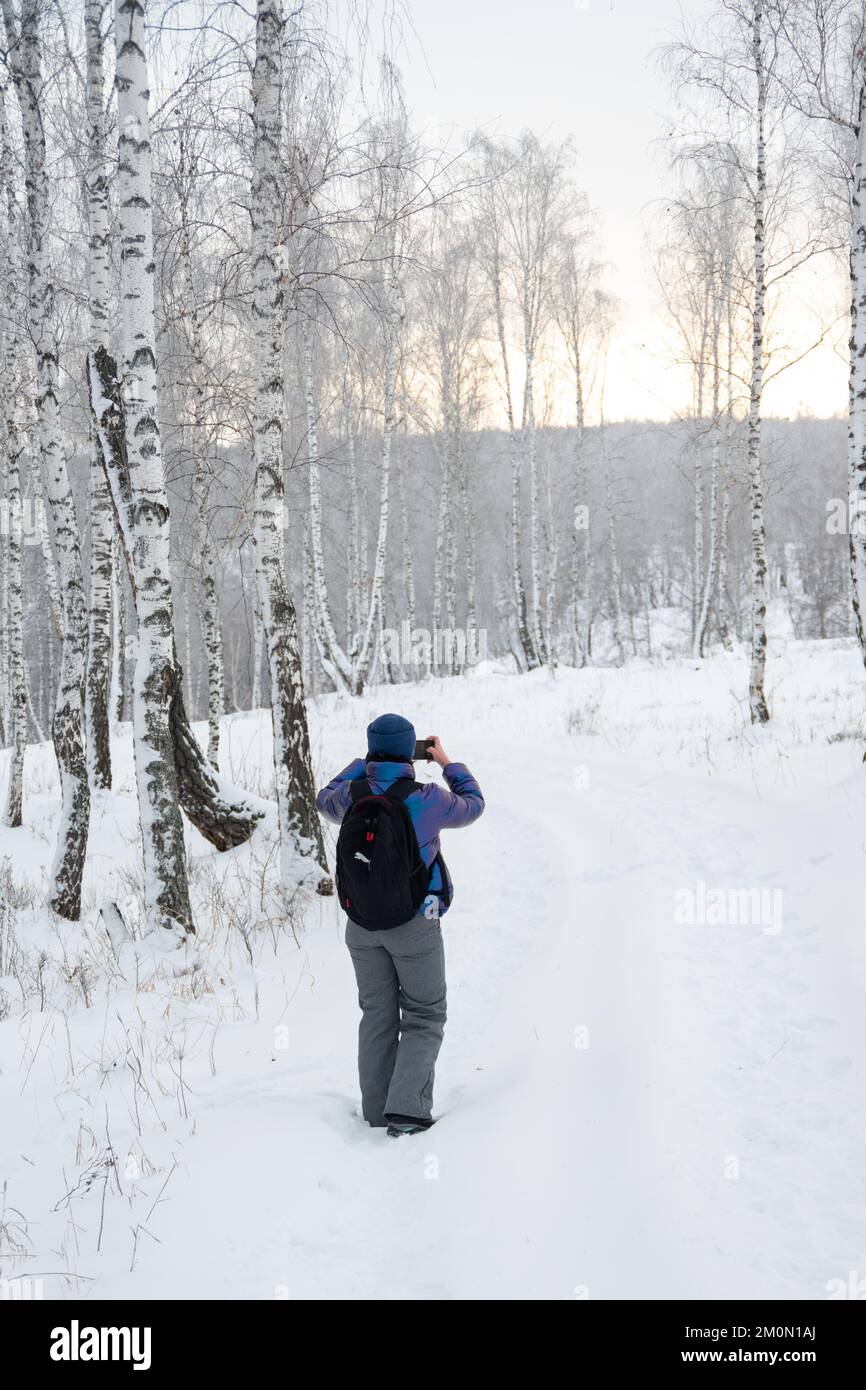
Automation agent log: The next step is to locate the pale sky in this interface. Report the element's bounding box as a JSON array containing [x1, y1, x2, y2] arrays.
[[395, 0, 848, 423]]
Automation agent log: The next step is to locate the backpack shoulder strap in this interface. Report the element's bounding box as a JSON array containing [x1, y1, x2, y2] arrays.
[[349, 778, 372, 803], [383, 777, 420, 804]]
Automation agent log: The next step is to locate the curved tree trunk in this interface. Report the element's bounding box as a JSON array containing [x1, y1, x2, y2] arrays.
[[88, 346, 265, 853]]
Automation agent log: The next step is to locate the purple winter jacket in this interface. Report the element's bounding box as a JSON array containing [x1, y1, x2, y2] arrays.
[[316, 757, 485, 915]]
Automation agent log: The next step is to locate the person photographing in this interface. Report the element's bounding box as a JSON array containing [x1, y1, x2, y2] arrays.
[[316, 714, 485, 1137]]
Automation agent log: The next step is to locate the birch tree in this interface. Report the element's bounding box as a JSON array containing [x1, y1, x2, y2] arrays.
[[844, 49, 866, 664], [250, 0, 329, 892], [3, 0, 90, 916], [86, 0, 266, 933], [774, 0, 866, 665], [475, 133, 580, 668], [475, 136, 535, 669], [109, 0, 193, 931], [552, 222, 605, 665], [746, 0, 771, 721], [663, 0, 831, 719], [298, 94, 409, 695], [0, 78, 25, 826], [175, 128, 224, 767], [83, 0, 113, 791], [656, 151, 745, 659]]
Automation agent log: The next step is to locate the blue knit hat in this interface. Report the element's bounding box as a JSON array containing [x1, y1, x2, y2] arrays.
[[366, 712, 416, 761]]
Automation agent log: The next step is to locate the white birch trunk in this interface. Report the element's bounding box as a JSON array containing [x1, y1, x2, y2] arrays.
[[251, 592, 263, 710], [344, 389, 361, 657], [570, 345, 588, 664], [109, 525, 125, 720], [299, 203, 399, 695], [354, 331, 396, 690], [178, 168, 224, 765], [0, 78, 25, 826], [86, 443, 113, 787], [543, 449, 558, 671], [83, 0, 113, 791], [300, 309, 354, 689], [1, 417, 25, 831], [3, 0, 90, 918], [251, 0, 329, 891], [432, 427, 450, 662], [747, 0, 770, 723], [694, 282, 724, 659], [397, 432, 416, 637], [691, 287, 709, 648], [459, 441, 477, 638], [26, 431, 62, 636], [601, 413, 624, 663], [848, 66, 866, 666], [490, 241, 535, 669], [523, 340, 545, 665], [114, 0, 192, 931]]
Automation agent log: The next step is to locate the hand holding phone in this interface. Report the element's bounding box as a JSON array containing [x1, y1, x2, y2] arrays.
[[424, 735, 450, 769], [414, 738, 434, 761]]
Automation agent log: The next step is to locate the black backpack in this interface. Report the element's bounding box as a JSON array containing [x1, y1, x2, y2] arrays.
[[336, 777, 430, 930]]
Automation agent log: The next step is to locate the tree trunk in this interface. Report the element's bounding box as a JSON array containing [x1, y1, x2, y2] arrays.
[[83, 0, 113, 791], [354, 327, 396, 691], [524, 344, 546, 665], [570, 349, 588, 664], [1, 428, 26, 830], [694, 280, 724, 659], [601, 413, 624, 663], [344, 388, 362, 658], [543, 449, 558, 670], [177, 160, 224, 766], [89, 346, 265, 854], [301, 308, 354, 690], [747, 0, 770, 723], [25, 421, 62, 638], [112, 0, 194, 931], [110, 525, 125, 720], [0, 79, 25, 827], [86, 441, 113, 788], [490, 244, 536, 670], [251, 0, 330, 893], [3, 0, 90, 918], [848, 67, 866, 668], [397, 432, 416, 636]]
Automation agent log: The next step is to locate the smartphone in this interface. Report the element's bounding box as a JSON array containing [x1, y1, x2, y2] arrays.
[[414, 738, 434, 761]]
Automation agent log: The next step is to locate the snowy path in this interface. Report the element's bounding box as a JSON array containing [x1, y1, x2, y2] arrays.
[[113, 734, 866, 1299], [2, 653, 865, 1299]]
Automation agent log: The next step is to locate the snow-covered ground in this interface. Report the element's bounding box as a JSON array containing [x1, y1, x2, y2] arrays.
[[1, 637, 865, 1300]]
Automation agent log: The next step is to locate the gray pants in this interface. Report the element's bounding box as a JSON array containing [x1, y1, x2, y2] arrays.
[[345, 915, 447, 1126]]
